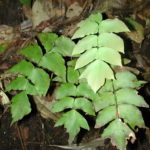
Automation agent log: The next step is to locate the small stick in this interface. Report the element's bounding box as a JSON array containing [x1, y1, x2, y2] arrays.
[[16, 124, 28, 150]]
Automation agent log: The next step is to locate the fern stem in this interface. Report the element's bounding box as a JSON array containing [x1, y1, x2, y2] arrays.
[[111, 80, 119, 119], [97, 22, 100, 51]]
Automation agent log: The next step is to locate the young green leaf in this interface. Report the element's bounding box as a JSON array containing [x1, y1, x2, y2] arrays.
[[88, 13, 103, 24], [72, 21, 99, 39], [77, 13, 102, 27], [96, 47, 122, 66], [75, 48, 97, 69], [67, 59, 77, 67], [19, 45, 43, 64], [93, 91, 115, 112], [99, 18, 130, 33], [39, 52, 66, 81], [76, 83, 99, 100], [95, 106, 116, 128], [55, 110, 89, 144], [7, 60, 50, 96], [96, 104, 146, 129], [6, 77, 38, 95], [74, 98, 95, 115], [28, 68, 50, 96], [7, 60, 34, 77], [67, 67, 79, 83], [52, 76, 63, 82], [102, 119, 135, 150], [98, 33, 124, 53], [55, 83, 76, 99], [6, 77, 29, 91], [52, 36, 75, 57], [72, 35, 97, 55], [80, 60, 114, 92], [11, 91, 31, 125], [77, 19, 90, 28], [116, 88, 148, 107], [119, 104, 146, 128], [51, 97, 74, 113], [114, 71, 146, 89], [98, 80, 113, 93], [38, 32, 58, 52]]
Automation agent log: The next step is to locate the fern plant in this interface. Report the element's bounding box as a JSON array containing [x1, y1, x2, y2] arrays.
[[52, 13, 148, 150], [4, 13, 148, 150], [5, 33, 75, 124]]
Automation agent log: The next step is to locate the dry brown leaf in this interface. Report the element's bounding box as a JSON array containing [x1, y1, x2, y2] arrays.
[[66, 2, 83, 18]]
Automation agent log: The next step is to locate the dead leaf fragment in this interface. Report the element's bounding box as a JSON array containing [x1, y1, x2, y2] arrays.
[[0, 90, 10, 105], [33, 95, 60, 121], [66, 2, 83, 18], [0, 25, 14, 45], [32, 0, 52, 28]]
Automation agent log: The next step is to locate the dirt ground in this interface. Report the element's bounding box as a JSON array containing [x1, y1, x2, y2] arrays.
[[0, 109, 69, 150], [0, 107, 150, 150]]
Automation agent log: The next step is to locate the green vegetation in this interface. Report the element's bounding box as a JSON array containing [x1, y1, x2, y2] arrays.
[[19, 0, 31, 4], [5, 13, 148, 150]]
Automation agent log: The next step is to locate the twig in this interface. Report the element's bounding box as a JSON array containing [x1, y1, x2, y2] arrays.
[[47, 138, 105, 150], [26, 138, 105, 150], [16, 124, 28, 150]]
